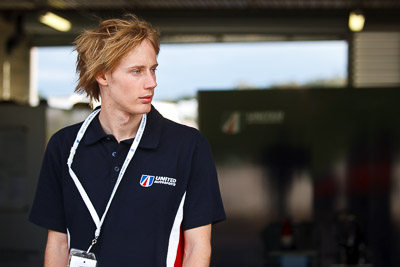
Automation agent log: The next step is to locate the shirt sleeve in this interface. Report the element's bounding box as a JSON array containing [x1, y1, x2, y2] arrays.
[[182, 134, 226, 230], [29, 133, 67, 233]]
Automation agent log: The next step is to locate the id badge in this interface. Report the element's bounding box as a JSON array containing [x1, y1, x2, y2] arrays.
[[68, 248, 97, 267]]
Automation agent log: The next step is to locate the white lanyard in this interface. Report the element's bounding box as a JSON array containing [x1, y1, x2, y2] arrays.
[[67, 108, 147, 252]]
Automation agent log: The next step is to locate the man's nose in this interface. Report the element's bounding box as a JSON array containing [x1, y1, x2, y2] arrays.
[[145, 72, 157, 89]]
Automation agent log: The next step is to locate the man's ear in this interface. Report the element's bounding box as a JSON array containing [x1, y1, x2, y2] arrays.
[[95, 71, 108, 86]]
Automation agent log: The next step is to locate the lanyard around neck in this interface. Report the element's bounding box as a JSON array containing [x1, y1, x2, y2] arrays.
[[67, 108, 147, 244]]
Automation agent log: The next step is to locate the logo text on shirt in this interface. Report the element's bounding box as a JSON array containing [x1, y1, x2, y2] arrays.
[[140, 175, 176, 187]]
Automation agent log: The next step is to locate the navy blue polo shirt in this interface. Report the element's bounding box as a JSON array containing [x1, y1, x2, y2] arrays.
[[29, 106, 226, 267]]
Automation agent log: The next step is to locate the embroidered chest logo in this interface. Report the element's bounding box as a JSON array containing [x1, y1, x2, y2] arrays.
[[140, 174, 176, 187], [140, 175, 155, 187]]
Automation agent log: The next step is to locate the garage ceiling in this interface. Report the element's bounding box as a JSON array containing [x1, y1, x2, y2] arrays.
[[1, 0, 400, 10], [1, 0, 400, 46]]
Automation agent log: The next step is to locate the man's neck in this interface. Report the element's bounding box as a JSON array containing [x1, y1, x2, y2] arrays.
[[98, 107, 142, 143]]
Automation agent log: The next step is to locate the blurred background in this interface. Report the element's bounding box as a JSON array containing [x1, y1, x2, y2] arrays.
[[1, 0, 400, 266]]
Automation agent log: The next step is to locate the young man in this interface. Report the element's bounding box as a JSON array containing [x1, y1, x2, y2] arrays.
[[29, 14, 226, 267]]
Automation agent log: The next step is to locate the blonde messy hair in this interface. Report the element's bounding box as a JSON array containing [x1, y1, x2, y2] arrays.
[[74, 14, 160, 102]]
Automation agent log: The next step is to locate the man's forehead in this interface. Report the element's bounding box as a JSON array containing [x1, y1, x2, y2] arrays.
[[119, 43, 158, 66]]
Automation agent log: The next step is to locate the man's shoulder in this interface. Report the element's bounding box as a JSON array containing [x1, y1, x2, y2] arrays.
[[162, 117, 198, 134], [160, 116, 205, 143], [48, 121, 83, 148], [53, 121, 82, 137], [148, 107, 204, 143]]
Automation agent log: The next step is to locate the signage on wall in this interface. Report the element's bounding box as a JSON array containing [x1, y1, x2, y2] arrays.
[[221, 110, 285, 135]]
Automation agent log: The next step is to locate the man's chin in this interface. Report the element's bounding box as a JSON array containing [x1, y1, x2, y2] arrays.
[[144, 103, 152, 113]]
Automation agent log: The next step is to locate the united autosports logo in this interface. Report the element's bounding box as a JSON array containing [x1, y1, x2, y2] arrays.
[[140, 175, 155, 187], [140, 174, 176, 187]]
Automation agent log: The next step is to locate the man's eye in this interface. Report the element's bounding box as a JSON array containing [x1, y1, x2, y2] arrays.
[[151, 68, 157, 73], [132, 70, 141, 74]]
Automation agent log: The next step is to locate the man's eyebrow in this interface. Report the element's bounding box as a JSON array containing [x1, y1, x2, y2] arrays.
[[125, 65, 145, 69], [149, 63, 159, 69], [125, 63, 158, 69]]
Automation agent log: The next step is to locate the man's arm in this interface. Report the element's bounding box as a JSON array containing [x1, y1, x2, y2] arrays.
[[44, 230, 69, 267], [182, 224, 212, 267]]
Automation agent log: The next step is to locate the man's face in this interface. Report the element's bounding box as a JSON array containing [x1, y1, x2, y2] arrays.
[[100, 39, 158, 115]]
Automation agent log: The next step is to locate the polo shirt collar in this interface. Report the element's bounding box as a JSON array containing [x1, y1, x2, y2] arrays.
[[83, 105, 162, 149], [139, 105, 162, 149], [83, 113, 108, 145]]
